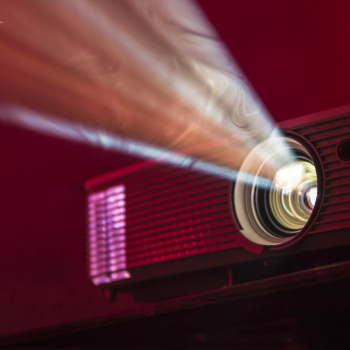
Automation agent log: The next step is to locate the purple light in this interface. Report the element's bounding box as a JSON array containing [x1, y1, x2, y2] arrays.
[[108, 214, 126, 223], [112, 228, 126, 235], [88, 217, 97, 224], [88, 183, 128, 285], [106, 200, 126, 210], [108, 241, 126, 248], [109, 221, 126, 229], [106, 185, 125, 195], [88, 228, 98, 235], [88, 192, 105, 202], [111, 271, 131, 281], [110, 207, 126, 215], [89, 250, 107, 258], [92, 270, 131, 285], [108, 236, 126, 244], [109, 256, 126, 265], [109, 263, 126, 271], [89, 246, 108, 255], [92, 276, 111, 286], [109, 247, 125, 256], [109, 247, 124, 255], [89, 237, 98, 244], [112, 260, 126, 267], [108, 253, 125, 261], [89, 263, 100, 269], [106, 230, 126, 238], [89, 243, 98, 250], [89, 222, 97, 229], [107, 193, 125, 203]]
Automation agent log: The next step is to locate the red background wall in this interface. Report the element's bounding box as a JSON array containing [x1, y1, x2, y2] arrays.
[[1, 0, 350, 336]]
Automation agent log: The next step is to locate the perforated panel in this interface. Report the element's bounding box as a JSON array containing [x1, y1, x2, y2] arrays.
[[87, 164, 240, 285]]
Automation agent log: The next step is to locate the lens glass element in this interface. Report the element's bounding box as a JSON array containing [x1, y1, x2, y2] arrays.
[[270, 161, 317, 230]]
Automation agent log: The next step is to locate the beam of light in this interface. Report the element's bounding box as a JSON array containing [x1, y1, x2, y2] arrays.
[[274, 163, 305, 195], [0, 105, 271, 189], [0, 0, 294, 187]]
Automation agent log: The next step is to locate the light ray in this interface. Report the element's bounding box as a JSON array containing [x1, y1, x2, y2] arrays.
[[0, 0, 294, 186], [0, 105, 271, 188]]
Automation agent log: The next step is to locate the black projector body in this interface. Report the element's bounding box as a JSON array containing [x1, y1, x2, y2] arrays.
[[85, 105, 350, 301]]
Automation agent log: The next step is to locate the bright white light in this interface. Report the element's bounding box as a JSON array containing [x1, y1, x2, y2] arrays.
[[306, 186, 317, 208], [0, 105, 273, 188], [0, 0, 293, 192], [274, 163, 304, 195]]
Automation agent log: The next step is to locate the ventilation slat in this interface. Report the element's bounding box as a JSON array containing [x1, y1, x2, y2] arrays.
[[296, 114, 350, 236], [297, 118, 350, 137], [306, 129, 350, 142], [127, 240, 239, 269]]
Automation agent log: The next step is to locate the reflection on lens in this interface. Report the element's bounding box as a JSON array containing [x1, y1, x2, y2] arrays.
[[305, 186, 317, 209], [270, 161, 317, 231]]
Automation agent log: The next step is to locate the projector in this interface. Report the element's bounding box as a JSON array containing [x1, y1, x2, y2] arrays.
[[85, 106, 350, 301]]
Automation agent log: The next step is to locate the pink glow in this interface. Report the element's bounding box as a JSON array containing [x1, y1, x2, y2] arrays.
[[89, 247, 107, 255], [110, 222, 125, 229], [88, 192, 105, 202], [108, 214, 126, 222], [110, 271, 131, 281], [109, 253, 126, 262], [107, 193, 125, 203], [106, 200, 126, 210], [109, 247, 125, 257], [88, 228, 98, 235], [108, 236, 126, 245], [112, 228, 126, 235], [109, 255, 126, 265], [109, 241, 127, 249], [89, 249, 99, 256], [89, 237, 98, 244], [90, 271, 100, 276], [89, 243, 98, 250], [88, 184, 129, 285], [89, 263, 100, 269], [106, 185, 125, 195], [90, 252, 103, 262], [92, 270, 131, 285], [107, 253, 126, 262], [92, 276, 110, 286], [109, 262, 127, 271], [111, 207, 126, 215]]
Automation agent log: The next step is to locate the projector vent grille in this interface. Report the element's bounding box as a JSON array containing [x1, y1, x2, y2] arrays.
[[293, 114, 350, 233], [87, 164, 239, 284]]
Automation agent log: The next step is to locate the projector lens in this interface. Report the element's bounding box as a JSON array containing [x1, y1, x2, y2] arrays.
[[233, 136, 320, 246], [269, 161, 317, 232]]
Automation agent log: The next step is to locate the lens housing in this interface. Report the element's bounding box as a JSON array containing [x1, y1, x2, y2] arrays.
[[232, 136, 321, 246]]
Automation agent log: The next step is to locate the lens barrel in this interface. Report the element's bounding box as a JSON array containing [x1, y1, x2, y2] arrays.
[[233, 136, 320, 246]]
